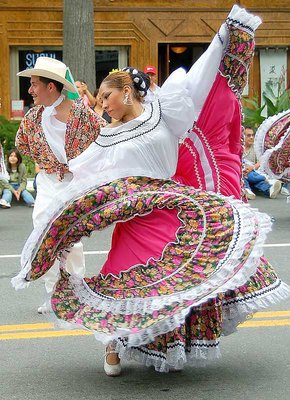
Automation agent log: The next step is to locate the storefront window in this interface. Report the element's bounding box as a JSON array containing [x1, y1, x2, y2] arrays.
[[95, 50, 119, 87]]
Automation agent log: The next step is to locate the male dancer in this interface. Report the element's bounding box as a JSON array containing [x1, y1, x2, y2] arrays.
[[16, 57, 101, 313]]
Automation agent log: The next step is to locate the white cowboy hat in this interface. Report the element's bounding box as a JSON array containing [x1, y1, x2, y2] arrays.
[[17, 56, 77, 93]]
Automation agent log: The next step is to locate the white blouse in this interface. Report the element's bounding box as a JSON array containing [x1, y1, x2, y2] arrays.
[[69, 29, 225, 189]]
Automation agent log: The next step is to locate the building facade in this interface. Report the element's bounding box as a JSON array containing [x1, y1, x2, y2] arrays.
[[0, 0, 289, 118]]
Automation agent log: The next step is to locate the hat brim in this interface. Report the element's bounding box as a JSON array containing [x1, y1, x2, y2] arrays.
[[17, 68, 77, 93]]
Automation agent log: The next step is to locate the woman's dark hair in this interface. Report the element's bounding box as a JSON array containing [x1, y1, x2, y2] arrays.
[[39, 76, 64, 93], [102, 68, 148, 102], [7, 148, 22, 173], [139, 71, 150, 92]]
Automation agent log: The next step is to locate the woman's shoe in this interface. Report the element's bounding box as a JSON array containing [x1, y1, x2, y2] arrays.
[[104, 343, 121, 377]]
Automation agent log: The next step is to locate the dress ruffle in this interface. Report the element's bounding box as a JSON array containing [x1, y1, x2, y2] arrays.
[[12, 176, 280, 348], [115, 276, 290, 373]]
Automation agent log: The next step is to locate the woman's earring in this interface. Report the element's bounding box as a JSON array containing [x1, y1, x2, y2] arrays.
[[123, 93, 133, 105]]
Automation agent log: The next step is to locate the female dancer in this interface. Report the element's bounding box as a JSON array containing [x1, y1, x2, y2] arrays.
[[254, 109, 290, 186], [12, 5, 290, 376]]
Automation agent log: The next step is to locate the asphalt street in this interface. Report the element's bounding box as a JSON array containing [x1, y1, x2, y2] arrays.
[[0, 194, 289, 400]]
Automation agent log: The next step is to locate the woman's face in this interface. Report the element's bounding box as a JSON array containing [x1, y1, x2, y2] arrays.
[[9, 152, 18, 165], [98, 82, 127, 121]]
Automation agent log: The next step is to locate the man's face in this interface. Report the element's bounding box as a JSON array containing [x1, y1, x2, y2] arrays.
[[244, 128, 255, 146], [28, 76, 51, 106]]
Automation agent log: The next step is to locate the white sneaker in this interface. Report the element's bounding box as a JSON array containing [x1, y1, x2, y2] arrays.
[[269, 180, 282, 199], [37, 302, 52, 314], [104, 343, 121, 377], [245, 188, 256, 200], [280, 186, 290, 196], [0, 199, 11, 208]]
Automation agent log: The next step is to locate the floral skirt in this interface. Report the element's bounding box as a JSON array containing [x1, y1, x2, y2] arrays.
[[12, 176, 290, 371]]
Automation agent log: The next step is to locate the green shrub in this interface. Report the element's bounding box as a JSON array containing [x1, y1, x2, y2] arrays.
[[242, 83, 290, 129], [0, 115, 19, 152]]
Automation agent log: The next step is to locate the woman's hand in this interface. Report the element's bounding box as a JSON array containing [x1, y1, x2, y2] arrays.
[[244, 165, 254, 175], [13, 189, 21, 201], [81, 82, 88, 94]]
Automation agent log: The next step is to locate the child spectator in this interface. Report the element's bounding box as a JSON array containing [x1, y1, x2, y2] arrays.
[[0, 148, 35, 208]]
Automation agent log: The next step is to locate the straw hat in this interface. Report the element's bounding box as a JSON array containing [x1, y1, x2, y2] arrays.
[[17, 56, 77, 93]]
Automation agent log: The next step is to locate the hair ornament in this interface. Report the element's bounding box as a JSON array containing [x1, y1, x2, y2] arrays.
[[121, 67, 148, 97]]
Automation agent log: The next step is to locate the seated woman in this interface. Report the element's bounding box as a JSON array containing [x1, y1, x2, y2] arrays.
[[0, 148, 35, 209]]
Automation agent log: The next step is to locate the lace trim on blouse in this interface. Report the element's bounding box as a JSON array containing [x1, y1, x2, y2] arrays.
[[94, 100, 162, 148]]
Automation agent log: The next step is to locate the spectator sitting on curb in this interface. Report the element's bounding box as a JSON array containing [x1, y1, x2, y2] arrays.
[[243, 127, 281, 199], [0, 148, 35, 208]]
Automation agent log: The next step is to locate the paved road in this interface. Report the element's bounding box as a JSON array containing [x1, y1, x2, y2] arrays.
[[0, 194, 289, 400]]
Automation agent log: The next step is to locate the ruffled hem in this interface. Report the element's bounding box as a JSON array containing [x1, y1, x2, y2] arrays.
[[222, 280, 290, 335], [114, 280, 290, 372], [116, 339, 221, 373]]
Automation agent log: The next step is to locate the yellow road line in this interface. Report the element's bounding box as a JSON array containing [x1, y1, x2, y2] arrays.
[[0, 329, 92, 340], [0, 310, 290, 340], [253, 310, 290, 318], [239, 319, 290, 328], [0, 310, 289, 333], [0, 320, 289, 340], [0, 323, 54, 332]]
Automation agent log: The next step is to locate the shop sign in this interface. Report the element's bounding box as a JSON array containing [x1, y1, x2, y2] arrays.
[[11, 100, 24, 120], [18, 50, 62, 71], [24, 52, 58, 69]]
